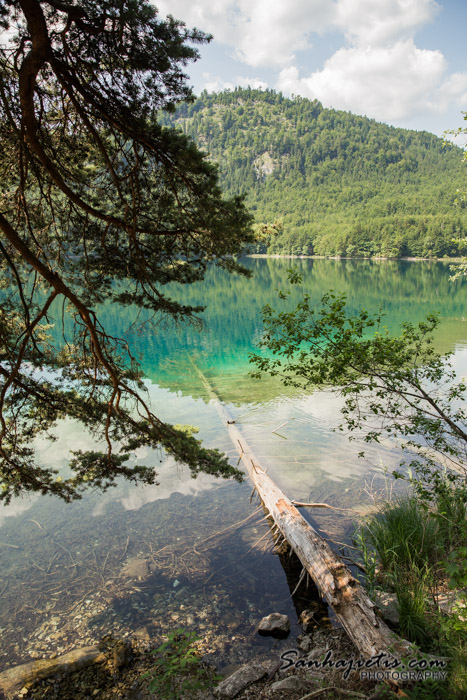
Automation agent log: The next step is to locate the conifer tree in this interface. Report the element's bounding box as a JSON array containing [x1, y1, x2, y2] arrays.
[[0, 0, 252, 502]]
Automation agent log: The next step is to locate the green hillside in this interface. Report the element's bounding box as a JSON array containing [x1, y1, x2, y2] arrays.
[[160, 87, 467, 258]]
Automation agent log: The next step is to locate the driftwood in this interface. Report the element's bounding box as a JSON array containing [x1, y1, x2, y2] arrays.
[[194, 365, 414, 660], [0, 646, 107, 699]]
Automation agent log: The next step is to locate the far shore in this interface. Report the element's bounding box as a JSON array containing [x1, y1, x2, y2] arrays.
[[245, 253, 466, 262]]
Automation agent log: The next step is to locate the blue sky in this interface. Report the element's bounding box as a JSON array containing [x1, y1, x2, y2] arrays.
[[154, 0, 467, 139]]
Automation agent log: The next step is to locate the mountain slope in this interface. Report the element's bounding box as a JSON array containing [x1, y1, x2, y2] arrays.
[[160, 88, 466, 257]]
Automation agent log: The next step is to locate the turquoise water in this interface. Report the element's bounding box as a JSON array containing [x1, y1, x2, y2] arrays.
[[92, 257, 467, 393], [0, 258, 465, 672]]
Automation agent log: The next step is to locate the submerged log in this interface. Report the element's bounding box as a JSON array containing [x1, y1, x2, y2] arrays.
[[194, 364, 413, 660]]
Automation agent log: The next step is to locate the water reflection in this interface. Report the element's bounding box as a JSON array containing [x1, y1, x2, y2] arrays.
[[43, 257, 467, 403], [0, 259, 465, 674]]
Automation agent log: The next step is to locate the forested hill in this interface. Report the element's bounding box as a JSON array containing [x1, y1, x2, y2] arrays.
[[160, 88, 466, 258]]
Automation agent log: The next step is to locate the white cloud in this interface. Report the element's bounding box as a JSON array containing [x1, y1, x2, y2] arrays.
[[203, 73, 268, 93], [154, 0, 334, 68], [154, 0, 439, 67], [437, 73, 467, 108], [231, 0, 331, 68], [153, 0, 236, 41], [334, 0, 440, 47], [152, 0, 467, 126], [277, 40, 450, 121], [238, 76, 269, 90]]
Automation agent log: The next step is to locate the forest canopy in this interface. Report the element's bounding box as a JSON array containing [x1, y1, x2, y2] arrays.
[[0, 0, 253, 503], [161, 87, 467, 258]]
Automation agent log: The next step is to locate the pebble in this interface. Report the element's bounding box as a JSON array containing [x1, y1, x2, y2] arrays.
[[132, 627, 150, 642]]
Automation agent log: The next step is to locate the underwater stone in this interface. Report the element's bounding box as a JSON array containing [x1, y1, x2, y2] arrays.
[[113, 640, 132, 669], [120, 558, 149, 579]]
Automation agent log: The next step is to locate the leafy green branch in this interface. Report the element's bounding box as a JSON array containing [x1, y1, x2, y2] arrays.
[[250, 272, 467, 497]]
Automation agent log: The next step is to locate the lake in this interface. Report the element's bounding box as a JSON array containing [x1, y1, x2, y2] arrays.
[[0, 258, 465, 673]]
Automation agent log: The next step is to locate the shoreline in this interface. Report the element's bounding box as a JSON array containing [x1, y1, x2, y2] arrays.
[[245, 254, 465, 262]]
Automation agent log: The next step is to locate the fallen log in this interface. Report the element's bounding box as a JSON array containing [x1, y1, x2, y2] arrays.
[[193, 364, 414, 660], [0, 646, 107, 699]]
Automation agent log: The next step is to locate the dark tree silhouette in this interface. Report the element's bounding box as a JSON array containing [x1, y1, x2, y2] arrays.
[[0, 0, 253, 502]]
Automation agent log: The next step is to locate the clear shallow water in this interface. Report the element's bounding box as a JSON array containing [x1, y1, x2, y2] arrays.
[[0, 259, 465, 671]]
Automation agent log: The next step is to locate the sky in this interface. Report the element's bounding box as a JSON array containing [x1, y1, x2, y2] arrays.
[[153, 0, 467, 139]]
